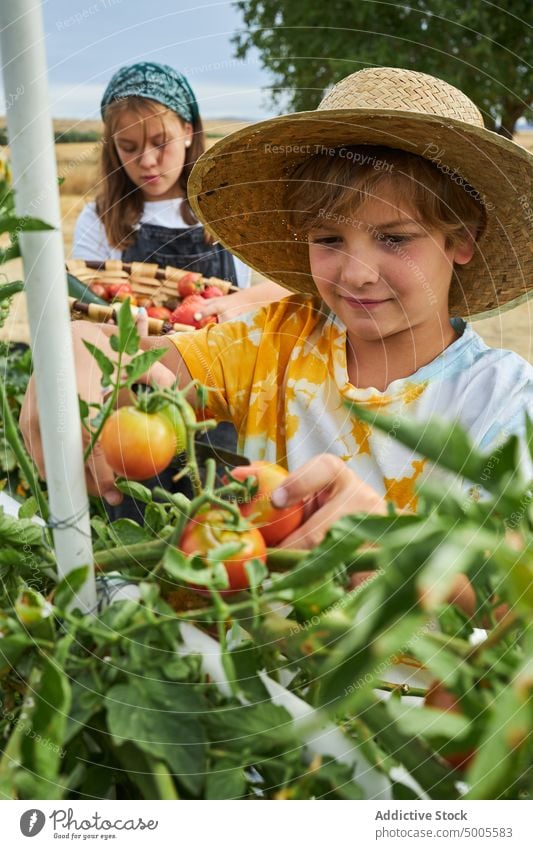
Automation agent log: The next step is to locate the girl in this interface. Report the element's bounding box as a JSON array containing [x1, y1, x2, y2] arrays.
[[72, 61, 287, 320], [71, 62, 287, 516]]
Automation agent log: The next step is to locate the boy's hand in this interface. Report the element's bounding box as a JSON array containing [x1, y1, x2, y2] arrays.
[[271, 453, 388, 550]]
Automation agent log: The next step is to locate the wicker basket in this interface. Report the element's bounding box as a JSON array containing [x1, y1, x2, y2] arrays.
[[67, 259, 237, 334]]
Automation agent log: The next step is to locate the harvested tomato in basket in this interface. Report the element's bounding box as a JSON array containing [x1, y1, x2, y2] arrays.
[[177, 272, 203, 298], [147, 305, 172, 321]]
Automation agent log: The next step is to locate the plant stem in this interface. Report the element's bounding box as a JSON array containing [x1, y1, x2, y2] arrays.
[[0, 373, 50, 526], [95, 539, 168, 571], [83, 350, 123, 463], [146, 759, 180, 800]]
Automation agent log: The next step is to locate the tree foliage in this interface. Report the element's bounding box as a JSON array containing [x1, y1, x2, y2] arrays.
[[233, 0, 532, 136]]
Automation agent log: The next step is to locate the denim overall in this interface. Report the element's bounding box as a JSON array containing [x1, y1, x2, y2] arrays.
[[108, 223, 240, 521]]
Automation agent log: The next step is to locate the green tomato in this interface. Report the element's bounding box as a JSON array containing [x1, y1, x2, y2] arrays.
[[159, 403, 187, 454]]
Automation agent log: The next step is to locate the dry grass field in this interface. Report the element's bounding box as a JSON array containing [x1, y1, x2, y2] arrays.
[[1, 125, 532, 362]]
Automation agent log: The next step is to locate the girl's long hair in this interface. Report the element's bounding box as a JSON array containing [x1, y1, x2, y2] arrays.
[[96, 96, 212, 249]]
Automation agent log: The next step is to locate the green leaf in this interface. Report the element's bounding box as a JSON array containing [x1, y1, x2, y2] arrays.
[[20, 657, 71, 794], [53, 565, 90, 610], [78, 397, 89, 423], [115, 478, 153, 503], [0, 244, 20, 263], [125, 349, 166, 385], [407, 635, 465, 688], [206, 701, 293, 754], [0, 215, 54, 234], [207, 541, 244, 565], [271, 514, 368, 591], [83, 340, 115, 386], [0, 633, 33, 675], [465, 683, 531, 799], [105, 678, 208, 795], [144, 502, 169, 534], [205, 760, 246, 799], [387, 699, 470, 741], [0, 507, 44, 546], [18, 496, 38, 520], [163, 546, 229, 589], [108, 518, 152, 546], [0, 280, 24, 302], [117, 299, 140, 356], [64, 674, 103, 744], [245, 557, 268, 590]]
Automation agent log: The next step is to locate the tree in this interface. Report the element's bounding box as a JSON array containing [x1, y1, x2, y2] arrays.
[[233, 0, 532, 136]]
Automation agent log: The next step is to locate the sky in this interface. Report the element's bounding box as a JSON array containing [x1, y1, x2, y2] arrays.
[[1, 0, 276, 121]]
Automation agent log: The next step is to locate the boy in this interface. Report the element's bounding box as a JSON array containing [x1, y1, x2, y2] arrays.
[[20, 68, 532, 548]]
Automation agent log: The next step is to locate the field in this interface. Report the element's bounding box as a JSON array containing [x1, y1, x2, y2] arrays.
[[1, 125, 532, 362]]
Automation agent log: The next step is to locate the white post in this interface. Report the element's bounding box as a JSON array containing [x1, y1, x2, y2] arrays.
[[0, 0, 96, 610]]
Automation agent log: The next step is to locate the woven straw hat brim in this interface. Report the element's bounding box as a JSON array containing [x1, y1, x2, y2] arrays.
[[189, 109, 533, 319]]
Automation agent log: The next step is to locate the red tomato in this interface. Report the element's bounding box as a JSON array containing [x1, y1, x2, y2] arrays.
[[111, 283, 133, 302], [170, 295, 207, 328], [89, 283, 108, 300], [201, 285, 224, 299], [229, 461, 304, 546], [147, 305, 172, 321], [424, 681, 476, 771], [100, 407, 177, 480], [179, 508, 267, 593], [177, 272, 203, 298]]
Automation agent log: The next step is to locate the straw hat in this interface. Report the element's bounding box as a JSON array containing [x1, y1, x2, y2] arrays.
[[189, 67, 532, 319]]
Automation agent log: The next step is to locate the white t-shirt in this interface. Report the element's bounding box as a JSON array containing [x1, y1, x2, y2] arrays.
[[72, 201, 252, 288], [174, 296, 533, 508]]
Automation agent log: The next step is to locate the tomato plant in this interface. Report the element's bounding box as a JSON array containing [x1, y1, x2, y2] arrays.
[[100, 406, 177, 480], [179, 507, 267, 592], [229, 461, 304, 545]]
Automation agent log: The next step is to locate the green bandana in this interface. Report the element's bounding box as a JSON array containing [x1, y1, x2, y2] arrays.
[[100, 62, 199, 124]]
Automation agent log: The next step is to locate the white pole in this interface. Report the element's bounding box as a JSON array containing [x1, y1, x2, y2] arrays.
[[0, 0, 96, 610]]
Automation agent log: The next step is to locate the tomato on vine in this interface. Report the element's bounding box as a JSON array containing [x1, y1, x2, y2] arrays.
[[228, 461, 305, 546], [179, 508, 267, 593], [100, 406, 177, 481]]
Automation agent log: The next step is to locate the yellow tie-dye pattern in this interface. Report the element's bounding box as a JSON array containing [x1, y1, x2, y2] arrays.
[[350, 417, 372, 455], [172, 297, 437, 501], [402, 381, 428, 405], [383, 459, 427, 511]]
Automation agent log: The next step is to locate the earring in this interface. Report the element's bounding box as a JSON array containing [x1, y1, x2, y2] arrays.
[[184, 139, 191, 148]]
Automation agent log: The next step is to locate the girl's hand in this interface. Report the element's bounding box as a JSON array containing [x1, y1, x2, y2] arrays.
[[271, 453, 388, 550], [196, 280, 290, 323]]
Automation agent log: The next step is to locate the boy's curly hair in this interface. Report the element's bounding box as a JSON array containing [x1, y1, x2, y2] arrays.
[[285, 145, 486, 249]]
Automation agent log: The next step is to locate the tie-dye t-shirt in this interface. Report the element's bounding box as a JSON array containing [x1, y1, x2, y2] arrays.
[[172, 295, 532, 510]]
